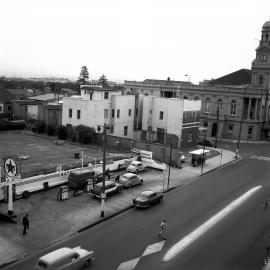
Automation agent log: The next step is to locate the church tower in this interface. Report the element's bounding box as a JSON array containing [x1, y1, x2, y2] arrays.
[[251, 20, 270, 88]]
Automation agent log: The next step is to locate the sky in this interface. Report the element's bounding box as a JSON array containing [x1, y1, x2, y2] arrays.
[[0, 0, 270, 84]]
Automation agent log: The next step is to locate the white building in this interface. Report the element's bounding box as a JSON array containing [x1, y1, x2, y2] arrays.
[[62, 85, 135, 138], [141, 96, 201, 147]]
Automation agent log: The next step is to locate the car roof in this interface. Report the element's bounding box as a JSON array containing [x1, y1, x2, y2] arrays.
[[96, 180, 114, 187], [122, 173, 137, 178], [140, 190, 155, 196], [38, 248, 77, 264], [130, 161, 142, 165]]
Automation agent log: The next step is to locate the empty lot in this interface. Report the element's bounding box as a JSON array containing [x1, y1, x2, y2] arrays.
[[0, 131, 103, 178]]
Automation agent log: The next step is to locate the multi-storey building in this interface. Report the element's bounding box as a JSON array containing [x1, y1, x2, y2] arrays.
[[124, 20, 270, 141], [62, 85, 135, 138]]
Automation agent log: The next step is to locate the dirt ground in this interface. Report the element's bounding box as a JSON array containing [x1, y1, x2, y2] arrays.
[[0, 131, 107, 179]]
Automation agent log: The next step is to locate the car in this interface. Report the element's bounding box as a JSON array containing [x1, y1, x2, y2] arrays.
[[119, 173, 143, 189], [89, 180, 123, 199], [133, 190, 164, 208], [126, 161, 145, 173], [34, 246, 94, 270], [198, 138, 215, 147]]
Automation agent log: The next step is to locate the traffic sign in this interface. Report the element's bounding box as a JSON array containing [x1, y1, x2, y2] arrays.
[[4, 157, 17, 178]]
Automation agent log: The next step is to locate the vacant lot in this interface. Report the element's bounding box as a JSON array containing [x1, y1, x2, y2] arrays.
[[0, 131, 105, 178]]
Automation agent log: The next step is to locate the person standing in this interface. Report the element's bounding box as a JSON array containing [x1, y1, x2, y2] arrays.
[[22, 214, 29, 235], [158, 219, 167, 239]]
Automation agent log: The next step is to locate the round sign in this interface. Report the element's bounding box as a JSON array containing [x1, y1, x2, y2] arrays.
[[4, 158, 17, 178]]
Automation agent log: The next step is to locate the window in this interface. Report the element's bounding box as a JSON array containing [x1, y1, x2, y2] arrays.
[[8, 105, 11, 111], [217, 99, 222, 113], [104, 109, 108, 118], [188, 133, 192, 142], [112, 109, 115, 118], [159, 111, 164, 120], [124, 126, 128, 136], [205, 98, 210, 113], [0, 106, 2, 112], [90, 92, 93, 100], [228, 125, 234, 135], [157, 128, 165, 133], [230, 100, 236, 115], [259, 75, 263, 85], [69, 108, 72, 118], [248, 127, 253, 135], [203, 121, 208, 127], [111, 125, 114, 133], [128, 109, 132, 116], [183, 96, 188, 99], [77, 110, 81, 119], [117, 109, 120, 118], [104, 92, 109, 99]]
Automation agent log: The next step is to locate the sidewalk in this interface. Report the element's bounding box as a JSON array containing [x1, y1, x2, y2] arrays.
[[0, 148, 237, 268]]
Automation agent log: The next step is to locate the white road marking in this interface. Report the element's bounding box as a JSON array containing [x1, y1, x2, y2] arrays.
[[163, 186, 262, 262], [116, 258, 140, 270], [142, 240, 166, 257]]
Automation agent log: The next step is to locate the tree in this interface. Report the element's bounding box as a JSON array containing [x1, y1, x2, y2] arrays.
[[98, 74, 109, 88], [78, 66, 89, 85]]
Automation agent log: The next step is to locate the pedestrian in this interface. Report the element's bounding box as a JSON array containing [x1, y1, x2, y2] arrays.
[[22, 214, 29, 235], [158, 219, 167, 239], [115, 175, 120, 183]]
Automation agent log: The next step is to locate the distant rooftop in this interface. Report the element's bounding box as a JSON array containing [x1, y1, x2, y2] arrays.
[[208, 69, 251, 86]]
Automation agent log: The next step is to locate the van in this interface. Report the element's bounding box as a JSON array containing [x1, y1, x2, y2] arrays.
[[68, 169, 95, 189]]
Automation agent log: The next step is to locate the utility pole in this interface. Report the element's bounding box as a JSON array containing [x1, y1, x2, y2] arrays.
[[201, 132, 206, 175], [167, 144, 173, 189], [214, 103, 220, 148], [101, 123, 109, 217], [235, 109, 244, 158]]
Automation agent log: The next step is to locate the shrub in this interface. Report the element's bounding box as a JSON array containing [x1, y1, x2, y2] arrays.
[[47, 125, 56, 136], [32, 126, 37, 133], [57, 125, 68, 140], [37, 122, 46, 133], [75, 125, 95, 144]]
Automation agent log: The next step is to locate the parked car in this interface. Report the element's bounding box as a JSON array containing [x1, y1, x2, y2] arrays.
[[89, 180, 123, 199], [34, 246, 94, 270], [133, 190, 164, 208], [126, 161, 145, 173], [119, 173, 143, 189], [198, 138, 215, 147]]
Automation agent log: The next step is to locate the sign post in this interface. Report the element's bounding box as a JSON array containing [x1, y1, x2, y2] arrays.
[[3, 157, 18, 216]]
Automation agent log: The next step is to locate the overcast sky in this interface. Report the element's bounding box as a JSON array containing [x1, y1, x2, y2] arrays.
[[0, 0, 269, 84]]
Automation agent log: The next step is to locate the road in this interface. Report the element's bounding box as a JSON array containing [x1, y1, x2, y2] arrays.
[[5, 146, 270, 270]]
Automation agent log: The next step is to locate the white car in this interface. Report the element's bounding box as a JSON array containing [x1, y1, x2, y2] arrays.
[[34, 246, 94, 270], [126, 161, 145, 173], [119, 173, 143, 188]]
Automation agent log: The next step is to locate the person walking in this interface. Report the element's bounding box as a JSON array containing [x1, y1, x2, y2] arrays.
[[22, 214, 29, 235], [158, 219, 167, 239]]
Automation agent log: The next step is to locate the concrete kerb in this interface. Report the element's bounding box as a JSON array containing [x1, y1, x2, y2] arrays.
[[0, 155, 237, 269]]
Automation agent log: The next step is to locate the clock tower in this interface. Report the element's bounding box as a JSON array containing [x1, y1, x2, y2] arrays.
[[251, 20, 270, 88]]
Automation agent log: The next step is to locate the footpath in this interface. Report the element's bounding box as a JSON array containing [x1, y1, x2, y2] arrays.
[[0, 147, 237, 268]]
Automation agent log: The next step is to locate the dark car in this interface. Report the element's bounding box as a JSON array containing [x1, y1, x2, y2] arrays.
[[133, 190, 164, 208], [89, 180, 123, 199], [198, 138, 215, 147]]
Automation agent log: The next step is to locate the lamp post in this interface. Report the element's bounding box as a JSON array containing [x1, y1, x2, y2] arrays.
[[100, 123, 110, 218], [235, 109, 243, 158], [201, 132, 206, 175], [167, 144, 173, 189], [214, 104, 220, 148]]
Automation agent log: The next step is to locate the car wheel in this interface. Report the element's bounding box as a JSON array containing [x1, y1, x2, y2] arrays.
[[83, 259, 91, 268], [22, 191, 30, 199]]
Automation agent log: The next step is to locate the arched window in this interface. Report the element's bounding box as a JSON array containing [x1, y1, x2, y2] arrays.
[[144, 93, 148, 96], [183, 96, 188, 100], [205, 98, 210, 113], [230, 100, 236, 115], [259, 75, 263, 85], [126, 91, 131, 95], [217, 99, 222, 113]]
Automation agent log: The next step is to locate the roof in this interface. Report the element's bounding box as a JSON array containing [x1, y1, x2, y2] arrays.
[[0, 89, 16, 102], [38, 247, 76, 264], [80, 85, 116, 92], [143, 79, 192, 85], [141, 190, 155, 196], [5, 88, 42, 98], [189, 149, 210, 155], [208, 69, 251, 86], [12, 100, 41, 105], [28, 93, 64, 101], [263, 20, 270, 30]]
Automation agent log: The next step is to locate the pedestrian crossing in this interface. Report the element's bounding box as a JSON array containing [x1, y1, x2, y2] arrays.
[[116, 240, 166, 270], [250, 155, 270, 161]]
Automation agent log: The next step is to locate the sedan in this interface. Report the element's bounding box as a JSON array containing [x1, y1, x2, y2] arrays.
[[126, 161, 145, 173], [133, 190, 164, 208], [119, 173, 143, 189], [198, 138, 215, 147]]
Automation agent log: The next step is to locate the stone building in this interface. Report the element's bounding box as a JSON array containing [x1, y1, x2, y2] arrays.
[[124, 20, 270, 141]]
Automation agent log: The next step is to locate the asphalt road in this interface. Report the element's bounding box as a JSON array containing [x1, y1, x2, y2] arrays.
[[5, 151, 270, 270]]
